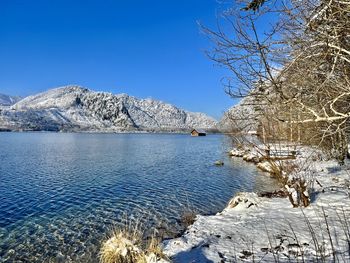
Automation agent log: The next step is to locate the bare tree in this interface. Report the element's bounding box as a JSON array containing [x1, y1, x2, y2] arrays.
[[203, 0, 350, 162]]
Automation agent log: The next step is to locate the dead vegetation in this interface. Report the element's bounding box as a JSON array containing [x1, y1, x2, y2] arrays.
[[180, 209, 197, 229], [204, 0, 350, 169], [99, 219, 168, 263]]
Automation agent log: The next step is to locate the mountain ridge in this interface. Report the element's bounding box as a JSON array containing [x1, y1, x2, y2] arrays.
[[0, 94, 22, 106], [0, 86, 217, 132]]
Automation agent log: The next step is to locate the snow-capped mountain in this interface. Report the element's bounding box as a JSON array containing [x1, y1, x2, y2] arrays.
[[0, 94, 22, 106], [219, 96, 261, 133], [0, 86, 217, 132]]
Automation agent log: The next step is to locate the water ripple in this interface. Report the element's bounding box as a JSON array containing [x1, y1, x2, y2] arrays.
[[0, 133, 276, 262]]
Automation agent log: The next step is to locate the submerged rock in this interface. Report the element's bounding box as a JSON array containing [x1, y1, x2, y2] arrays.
[[229, 149, 246, 157], [214, 161, 224, 166]]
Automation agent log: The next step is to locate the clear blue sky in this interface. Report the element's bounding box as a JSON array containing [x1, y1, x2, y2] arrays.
[[0, 0, 235, 118]]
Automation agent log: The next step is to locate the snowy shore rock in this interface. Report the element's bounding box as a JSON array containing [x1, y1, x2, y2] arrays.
[[0, 86, 217, 132], [226, 192, 260, 209], [242, 153, 260, 163], [256, 161, 274, 173], [228, 149, 246, 157]]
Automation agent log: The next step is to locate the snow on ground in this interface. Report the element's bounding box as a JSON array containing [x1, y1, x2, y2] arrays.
[[161, 151, 350, 262]]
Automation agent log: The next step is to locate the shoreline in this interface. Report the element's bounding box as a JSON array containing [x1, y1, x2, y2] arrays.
[[159, 147, 350, 262], [0, 129, 222, 135]]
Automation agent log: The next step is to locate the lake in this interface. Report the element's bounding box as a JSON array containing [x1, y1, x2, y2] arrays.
[[0, 133, 276, 262]]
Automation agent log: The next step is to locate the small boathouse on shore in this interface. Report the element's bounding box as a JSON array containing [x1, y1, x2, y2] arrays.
[[191, 129, 206, 136]]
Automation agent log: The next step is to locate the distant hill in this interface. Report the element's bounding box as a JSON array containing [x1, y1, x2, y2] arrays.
[[0, 94, 22, 106], [0, 86, 217, 132], [218, 96, 261, 133]]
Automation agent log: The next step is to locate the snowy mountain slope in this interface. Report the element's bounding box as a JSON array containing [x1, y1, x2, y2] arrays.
[[219, 96, 261, 133], [12, 86, 87, 110], [0, 93, 22, 106], [0, 86, 217, 132]]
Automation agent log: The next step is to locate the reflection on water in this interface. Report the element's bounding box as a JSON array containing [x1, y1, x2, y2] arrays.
[[0, 133, 276, 262]]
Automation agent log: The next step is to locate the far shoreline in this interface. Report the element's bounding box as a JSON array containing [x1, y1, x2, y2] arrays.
[[0, 129, 223, 135]]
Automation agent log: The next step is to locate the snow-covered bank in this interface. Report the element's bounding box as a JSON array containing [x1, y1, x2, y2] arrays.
[[161, 154, 350, 262]]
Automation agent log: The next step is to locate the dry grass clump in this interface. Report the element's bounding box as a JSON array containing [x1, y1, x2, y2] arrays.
[[100, 228, 144, 263], [264, 158, 315, 207], [268, 160, 284, 180], [144, 236, 167, 262], [100, 221, 168, 263], [180, 210, 197, 229]]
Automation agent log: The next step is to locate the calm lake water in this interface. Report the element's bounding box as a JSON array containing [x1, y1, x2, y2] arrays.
[[0, 133, 276, 262]]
